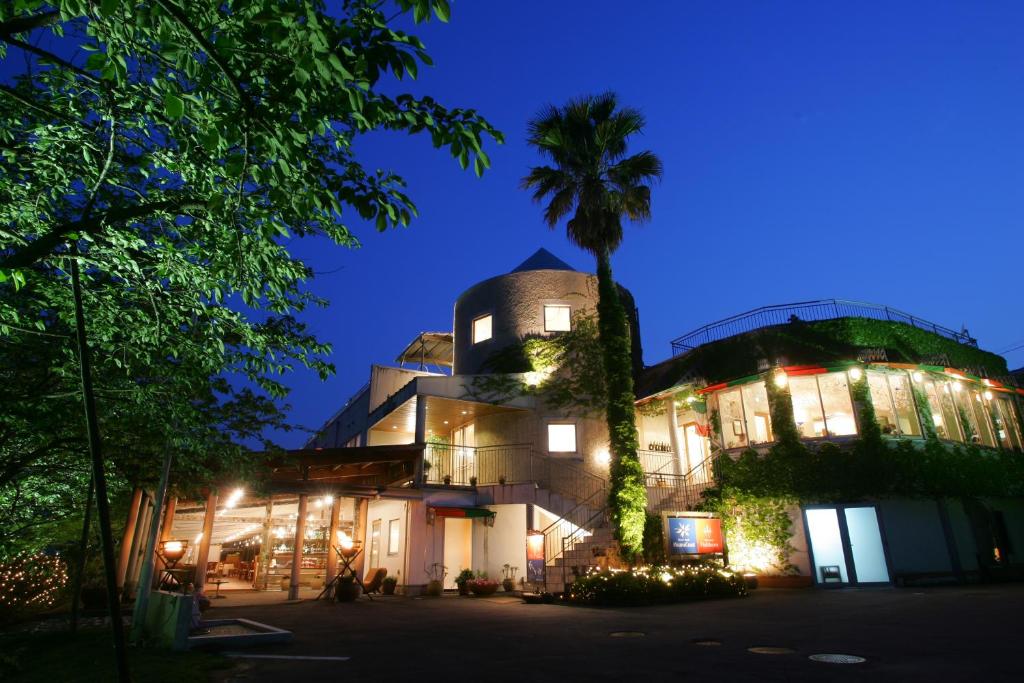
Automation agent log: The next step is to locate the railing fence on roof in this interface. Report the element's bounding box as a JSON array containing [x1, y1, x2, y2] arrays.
[[670, 299, 977, 356]]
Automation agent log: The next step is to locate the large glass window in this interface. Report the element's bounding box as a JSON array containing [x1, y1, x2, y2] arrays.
[[790, 376, 827, 439], [994, 398, 1024, 450], [952, 384, 984, 445], [543, 304, 571, 332], [970, 391, 996, 447], [717, 388, 747, 449], [742, 381, 773, 444], [889, 373, 921, 437], [472, 314, 492, 343], [922, 378, 962, 442], [867, 371, 898, 435], [547, 423, 577, 453], [818, 373, 857, 436], [866, 371, 921, 437]]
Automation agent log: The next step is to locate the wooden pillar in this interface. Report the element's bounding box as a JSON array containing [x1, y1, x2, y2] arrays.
[[153, 496, 177, 579], [288, 494, 309, 600], [353, 498, 369, 580], [259, 498, 273, 590], [193, 490, 217, 590], [666, 399, 685, 476], [124, 495, 154, 598], [116, 488, 144, 591], [325, 496, 342, 585]]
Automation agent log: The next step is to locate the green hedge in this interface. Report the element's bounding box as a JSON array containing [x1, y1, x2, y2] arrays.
[[567, 565, 748, 606], [655, 318, 1008, 387]]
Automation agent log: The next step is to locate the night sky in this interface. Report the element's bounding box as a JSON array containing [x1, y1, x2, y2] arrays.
[[9, 2, 1024, 447]]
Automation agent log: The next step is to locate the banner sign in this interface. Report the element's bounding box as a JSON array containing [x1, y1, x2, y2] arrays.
[[664, 513, 725, 557], [526, 531, 545, 584]]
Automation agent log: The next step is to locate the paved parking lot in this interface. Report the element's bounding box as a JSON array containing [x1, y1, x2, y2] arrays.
[[210, 584, 1024, 682]]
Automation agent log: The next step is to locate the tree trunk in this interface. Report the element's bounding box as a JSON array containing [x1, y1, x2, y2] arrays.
[[593, 248, 647, 560]]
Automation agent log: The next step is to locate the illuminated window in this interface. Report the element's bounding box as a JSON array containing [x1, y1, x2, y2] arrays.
[[790, 376, 827, 438], [922, 378, 962, 442], [472, 314, 492, 344], [547, 423, 577, 453], [388, 519, 400, 555], [741, 381, 773, 444], [544, 304, 571, 332], [718, 388, 746, 449]]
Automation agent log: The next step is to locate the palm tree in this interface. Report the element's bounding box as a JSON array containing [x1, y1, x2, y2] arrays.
[[522, 92, 662, 559]]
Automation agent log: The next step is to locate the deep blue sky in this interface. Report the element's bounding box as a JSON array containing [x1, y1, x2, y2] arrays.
[[280, 1, 1024, 445], [8, 2, 1024, 446]]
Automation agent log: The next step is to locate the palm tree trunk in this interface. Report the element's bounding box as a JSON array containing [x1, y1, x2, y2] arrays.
[[593, 248, 647, 560]]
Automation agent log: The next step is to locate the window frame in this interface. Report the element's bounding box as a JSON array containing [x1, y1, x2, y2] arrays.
[[472, 313, 493, 344], [542, 304, 572, 333], [546, 421, 579, 455], [387, 518, 401, 556]]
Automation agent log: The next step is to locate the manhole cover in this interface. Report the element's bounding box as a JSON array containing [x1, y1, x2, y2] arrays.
[[809, 654, 866, 664], [609, 631, 646, 638], [691, 638, 721, 646], [748, 647, 795, 655]]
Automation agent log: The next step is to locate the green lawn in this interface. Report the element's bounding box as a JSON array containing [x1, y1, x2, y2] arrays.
[[0, 629, 234, 682]]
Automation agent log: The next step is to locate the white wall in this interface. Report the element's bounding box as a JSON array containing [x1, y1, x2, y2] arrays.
[[471, 504, 528, 583], [364, 499, 407, 581]]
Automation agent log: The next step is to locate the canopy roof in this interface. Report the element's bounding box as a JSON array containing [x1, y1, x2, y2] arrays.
[[396, 332, 453, 369]]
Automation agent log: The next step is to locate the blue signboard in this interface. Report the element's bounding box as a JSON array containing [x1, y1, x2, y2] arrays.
[[668, 517, 698, 554]]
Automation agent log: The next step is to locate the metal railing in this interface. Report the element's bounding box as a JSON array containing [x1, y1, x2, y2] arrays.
[[644, 452, 716, 512], [670, 299, 977, 356], [559, 504, 609, 587], [541, 488, 607, 570], [638, 449, 677, 476]]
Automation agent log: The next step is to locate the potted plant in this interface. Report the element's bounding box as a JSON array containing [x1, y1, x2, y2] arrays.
[[335, 573, 361, 602], [501, 564, 519, 592], [468, 575, 500, 597], [454, 568, 475, 596], [469, 476, 477, 487], [443, 474, 452, 485], [425, 563, 446, 596], [381, 575, 398, 595]]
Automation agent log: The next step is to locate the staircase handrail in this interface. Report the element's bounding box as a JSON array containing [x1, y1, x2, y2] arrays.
[[559, 504, 610, 587]]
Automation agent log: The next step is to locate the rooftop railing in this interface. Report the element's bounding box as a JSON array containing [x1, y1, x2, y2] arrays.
[[670, 299, 977, 356]]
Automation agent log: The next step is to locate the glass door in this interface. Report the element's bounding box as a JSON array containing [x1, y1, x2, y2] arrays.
[[452, 422, 475, 485], [805, 505, 890, 586]]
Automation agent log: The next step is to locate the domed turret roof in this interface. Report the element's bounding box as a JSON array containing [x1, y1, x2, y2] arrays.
[[510, 248, 577, 274]]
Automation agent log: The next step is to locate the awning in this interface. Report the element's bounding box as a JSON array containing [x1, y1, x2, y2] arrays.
[[396, 332, 453, 369], [430, 506, 496, 519]]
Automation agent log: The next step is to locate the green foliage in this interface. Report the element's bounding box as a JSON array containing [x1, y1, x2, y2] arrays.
[[522, 93, 661, 560], [470, 312, 606, 414], [713, 437, 1024, 501], [567, 565, 747, 606], [0, 1, 499, 553], [699, 488, 797, 574], [453, 568, 475, 587], [849, 372, 883, 445], [765, 374, 800, 447], [659, 318, 1008, 388], [912, 382, 939, 441], [641, 512, 666, 565]]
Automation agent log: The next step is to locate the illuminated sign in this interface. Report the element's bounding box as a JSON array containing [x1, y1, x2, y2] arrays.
[[526, 530, 545, 584], [664, 513, 725, 557]]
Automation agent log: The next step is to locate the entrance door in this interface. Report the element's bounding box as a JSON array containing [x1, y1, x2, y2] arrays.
[[805, 505, 890, 586], [443, 518, 472, 589], [451, 422, 476, 485]]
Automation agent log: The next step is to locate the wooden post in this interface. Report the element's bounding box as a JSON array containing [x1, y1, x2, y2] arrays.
[[288, 494, 309, 600], [116, 488, 144, 592], [259, 498, 273, 590], [353, 498, 369, 579], [154, 496, 177, 576], [123, 494, 153, 599], [194, 490, 217, 590], [325, 496, 341, 585]]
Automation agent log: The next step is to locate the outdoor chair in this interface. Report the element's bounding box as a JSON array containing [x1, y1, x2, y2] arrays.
[[362, 568, 388, 595]]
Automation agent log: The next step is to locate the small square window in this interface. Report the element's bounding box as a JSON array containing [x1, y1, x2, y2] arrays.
[[473, 314, 492, 344], [547, 423, 577, 453], [544, 305, 571, 332]]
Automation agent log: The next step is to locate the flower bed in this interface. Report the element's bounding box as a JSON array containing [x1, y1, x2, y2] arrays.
[[566, 565, 748, 606]]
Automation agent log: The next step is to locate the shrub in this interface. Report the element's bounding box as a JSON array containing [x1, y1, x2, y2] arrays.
[[566, 564, 747, 606], [0, 552, 68, 624]]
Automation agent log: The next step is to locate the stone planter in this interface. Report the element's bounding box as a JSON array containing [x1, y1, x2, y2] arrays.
[[425, 580, 444, 597], [469, 581, 500, 597]]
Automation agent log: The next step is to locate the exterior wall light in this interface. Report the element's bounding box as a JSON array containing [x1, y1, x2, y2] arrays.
[[983, 391, 994, 401], [952, 381, 963, 392], [848, 367, 863, 381], [773, 371, 788, 388], [912, 371, 923, 383], [596, 448, 611, 466]]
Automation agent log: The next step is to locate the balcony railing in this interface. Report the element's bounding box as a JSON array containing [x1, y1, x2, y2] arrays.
[[670, 299, 978, 355], [637, 449, 677, 476], [644, 453, 716, 512]]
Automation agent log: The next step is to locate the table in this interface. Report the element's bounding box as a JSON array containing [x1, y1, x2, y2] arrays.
[[209, 579, 228, 599]]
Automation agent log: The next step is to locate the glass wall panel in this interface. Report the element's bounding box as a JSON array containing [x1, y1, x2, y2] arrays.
[[718, 388, 748, 449], [818, 372, 857, 436], [970, 391, 996, 447], [741, 381, 773, 444], [1001, 399, 1024, 450], [922, 379, 962, 442], [991, 398, 1019, 450], [952, 385, 981, 444], [888, 373, 921, 437], [790, 376, 826, 439], [867, 372, 897, 435]]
